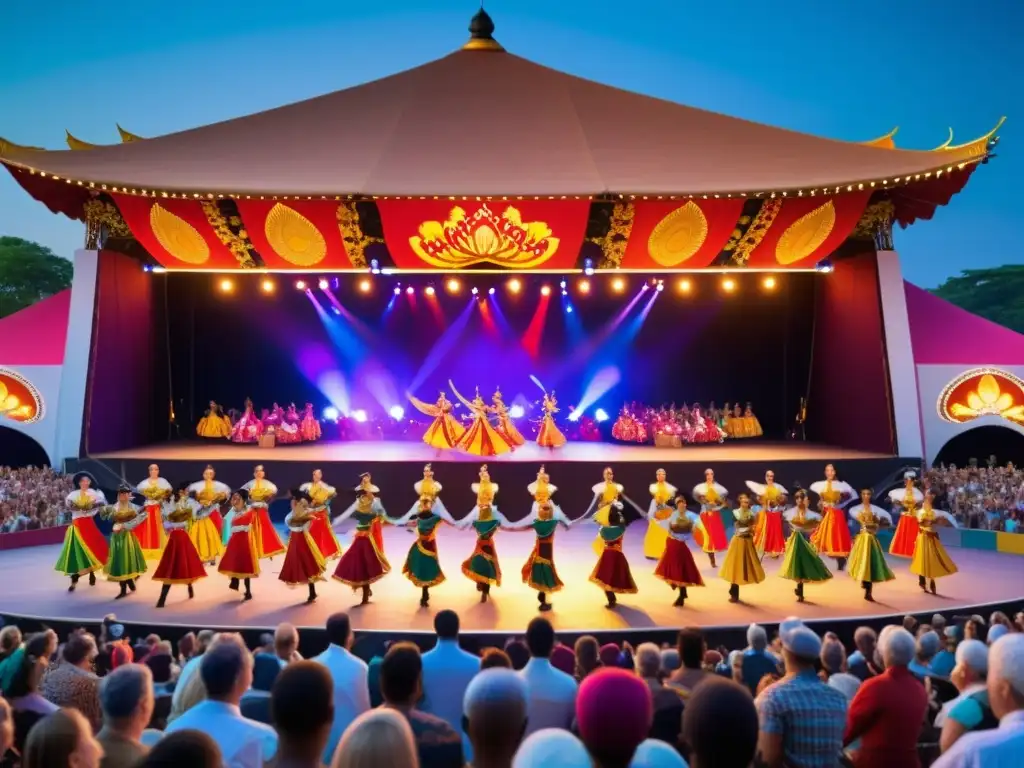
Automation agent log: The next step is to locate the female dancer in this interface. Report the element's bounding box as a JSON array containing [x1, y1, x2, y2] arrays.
[[219, 489, 258, 601], [276, 404, 303, 445], [590, 507, 638, 608], [809, 464, 855, 572], [747, 471, 787, 559], [536, 391, 567, 449], [587, 467, 625, 555], [279, 489, 328, 603], [230, 398, 263, 443], [414, 463, 446, 511], [355, 473, 386, 552], [643, 469, 675, 560], [391, 496, 458, 607], [187, 466, 229, 565], [301, 469, 341, 561], [456, 465, 511, 601], [691, 469, 729, 567], [451, 384, 513, 456], [848, 489, 895, 601], [742, 403, 763, 437], [910, 491, 959, 595], [519, 500, 574, 612], [101, 484, 148, 599], [653, 498, 705, 606], [57, 473, 108, 591], [299, 402, 322, 442], [242, 466, 286, 559], [720, 494, 765, 603], [197, 400, 232, 438], [408, 391, 465, 450], [779, 490, 832, 603], [888, 471, 923, 558], [492, 388, 525, 447], [331, 489, 391, 604], [135, 464, 171, 560], [153, 484, 207, 608]]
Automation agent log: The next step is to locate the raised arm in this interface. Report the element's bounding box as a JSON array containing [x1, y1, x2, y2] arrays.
[[407, 393, 441, 418], [448, 380, 476, 411]]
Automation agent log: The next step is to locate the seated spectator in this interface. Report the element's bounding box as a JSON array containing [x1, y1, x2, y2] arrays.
[[331, 709, 417, 768], [313, 613, 369, 764], [273, 623, 301, 665], [909, 631, 941, 681], [0, 696, 13, 758], [740, 624, 779, 694], [171, 630, 215, 713], [987, 623, 1010, 646], [576, 668, 652, 768], [512, 729, 592, 768], [659, 649, 680, 678], [480, 648, 513, 670], [599, 643, 622, 669], [938, 639, 996, 753], [668, 627, 710, 697], [634, 643, 683, 746], [41, 632, 102, 733], [573, 636, 602, 682], [240, 653, 281, 724], [96, 663, 153, 768], [0, 631, 58, 757], [420, 610, 479, 759], [504, 640, 529, 671], [22, 708, 103, 768], [519, 618, 577, 735], [142, 642, 175, 686], [271, 661, 334, 768], [931, 628, 958, 679], [819, 638, 847, 679], [847, 627, 880, 682], [138, 730, 222, 768], [682, 677, 758, 768], [463, 668, 528, 768]]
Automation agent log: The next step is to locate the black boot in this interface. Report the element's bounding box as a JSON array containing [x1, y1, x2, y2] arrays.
[[729, 583, 740, 603], [919, 575, 927, 592], [930, 579, 937, 595], [673, 586, 687, 607], [187, 584, 195, 599], [127, 579, 137, 592], [360, 585, 371, 604], [836, 557, 847, 572], [116, 581, 129, 600], [605, 591, 617, 609], [307, 583, 317, 603], [796, 582, 805, 603], [863, 581, 874, 602], [156, 584, 171, 608], [229, 577, 240, 591], [69, 574, 79, 592], [420, 587, 430, 607], [538, 592, 552, 612], [709, 552, 717, 568], [243, 578, 253, 601], [480, 583, 490, 603], [89, 571, 97, 586]]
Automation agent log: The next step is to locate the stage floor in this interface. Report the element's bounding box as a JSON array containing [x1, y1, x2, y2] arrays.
[[3, 524, 1017, 634]]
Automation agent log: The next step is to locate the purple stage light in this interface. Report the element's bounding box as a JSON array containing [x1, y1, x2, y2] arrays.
[[488, 287, 496, 295], [595, 408, 610, 422], [406, 286, 415, 295], [318, 279, 329, 290], [322, 406, 339, 421], [352, 409, 368, 423], [389, 405, 405, 420]]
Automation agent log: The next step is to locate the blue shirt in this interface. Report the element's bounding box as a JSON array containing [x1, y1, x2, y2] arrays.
[[930, 650, 956, 679], [420, 640, 481, 761], [756, 670, 849, 768], [165, 699, 277, 768], [908, 659, 933, 681], [742, 649, 780, 694]]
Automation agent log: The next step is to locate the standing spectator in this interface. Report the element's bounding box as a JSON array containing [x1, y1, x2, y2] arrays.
[[312, 613, 369, 765], [271, 662, 334, 768], [847, 627, 879, 682], [576, 669, 653, 768], [273, 624, 301, 666], [462, 669, 528, 768], [420, 610, 479, 760], [682, 678, 759, 768], [668, 628, 710, 698], [909, 631, 941, 681], [41, 633, 102, 732], [138, 730, 222, 768], [518, 618, 577, 735], [938, 639, 995, 753], [96, 664, 153, 768], [740, 625, 780, 695], [22, 709, 103, 768], [331, 709, 418, 768], [634, 643, 684, 746], [573, 637, 602, 682]]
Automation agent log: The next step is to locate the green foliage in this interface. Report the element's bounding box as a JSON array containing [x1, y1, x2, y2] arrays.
[[931, 265, 1024, 335], [0, 236, 73, 319]]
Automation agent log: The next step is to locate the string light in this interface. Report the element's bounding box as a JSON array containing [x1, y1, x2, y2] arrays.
[[446, 278, 461, 294], [260, 278, 275, 294], [508, 278, 522, 294], [358, 278, 372, 293]]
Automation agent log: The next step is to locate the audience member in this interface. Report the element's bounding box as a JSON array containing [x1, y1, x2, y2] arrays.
[[550, 645, 576, 677], [987, 623, 1010, 646], [504, 640, 529, 671], [2, 631, 58, 757], [512, 729, 591, 768], [576, 668, 652, 768], [42, 632, 103, 733], [659, 649, 680, 678], [931, 628, 958, 679], [22, 708, 103, 768], [462, 668, 528, 768], [633, 643, 683, 746], [420, 610, 479, 760], [937, 639, 995, 753], [138, 730, 222, 768], [0, 628, 21, 664], [910, 630, 941, 680], [846, 627, 879, 682], [480, 648, 513, 670], [271, 661, 334, 768], [682, 677, 758, 768], [170, 629, 214, 712], [96, 663, 154, 768], [331, 709, 418, 768], [573, 636, 602, 682], [274, 624, 302, 665], [519, 618, 577, 735], [819, 638, 847, 679], [313, 613, 370, 765], [0, 697, 13, 757], [630, 738, 688, 768], [668, 628, 709, 697]]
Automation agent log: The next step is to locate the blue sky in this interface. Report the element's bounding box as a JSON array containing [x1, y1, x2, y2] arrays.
[[0, 0, 1017, 287]]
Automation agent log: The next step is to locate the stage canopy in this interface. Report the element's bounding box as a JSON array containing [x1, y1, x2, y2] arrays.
[[0, 11, 1002, 273]]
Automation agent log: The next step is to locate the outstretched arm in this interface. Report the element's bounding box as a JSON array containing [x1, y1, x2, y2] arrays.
[[579, 494, 600, 521], [448, 380, 476, 411], [388, 507, 417, 526], [407, 394, 441, 418], [456, 509, 479, 529], [331, 501, 358, 528], [554, 507, 573, 530], [503, 512, 536, 531], [621, 493, 646, 517]]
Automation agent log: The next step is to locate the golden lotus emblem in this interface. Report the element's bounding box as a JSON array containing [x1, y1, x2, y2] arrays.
[[938, 369, 1024, 424], [0, 369, 44, 423], [410, 204, 560, 269]]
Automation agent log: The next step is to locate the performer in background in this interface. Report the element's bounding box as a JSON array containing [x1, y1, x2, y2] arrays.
[[491, 388, 525, 447], [692, 469, 729, 567], [408, 391, 465, 450], [720, 494, 765, 603], [644, 469, 675, 560], [747, 471, 788, 559], [888, 471, 923, 558], [299, 402, 322, 442], [536, 391, 567, 449], [153, 484, 206, 608], [780, 489, 832, 603], [519, 500, 574, 612], [188, 467, 229, 565], [302, 469, 340, 561], [230, 398, 263, 443], [391, 495, 458, 607], [910, 490, 959, 595], [331, 488, 391, 604], [242, 466, 286, 560], [279, 489, 327, 603], [197, 400, 232, 439], [652, 498, 704, 607], [451, 383, 514, 456], [56, 472, 107, 591], [355, 473, 386, 552], [848, 489, 895, 602], [809, 464, 855, 571], [135, 465, 171, 560], [276, 404, 303, 445], [586, 467, 625, 555], [101, 484, 148, 600], [742, 403, 763, 438], [219, 489, 258, 601]]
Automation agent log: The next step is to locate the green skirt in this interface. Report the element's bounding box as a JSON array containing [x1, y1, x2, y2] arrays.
[[402, 542, 445, 588], [104, 530, 148, 582], [54, 526, 102, 576], [848, 531, 895, 584], [779, 531, 833, 583]]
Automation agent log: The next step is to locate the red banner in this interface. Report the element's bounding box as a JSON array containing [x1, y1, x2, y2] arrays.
[[377, 199, 590, 270], [622, 198, 745, 269], [113, 195, 240, 269], [234, 200, 356, 270]]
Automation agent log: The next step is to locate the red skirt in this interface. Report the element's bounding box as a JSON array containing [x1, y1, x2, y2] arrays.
[[252, 507, 286, 558], [810, 506, 852, 557], [332, 531, 390, 589], [219, 529, 260, 579], [309, 511, 341, 560], [369, 516, 384, 552], [73, 516, 109, 564], [589, 547, 638, 594], [696, 510, 728, 552], [279, 531, 326, 585], [209, 508, 224, 537], [889, 513, 919, 558], [754, 510, 786, 556], [654, 538, 705, 588], [136, 503, 167, 558], [152, 529, 207, 584]]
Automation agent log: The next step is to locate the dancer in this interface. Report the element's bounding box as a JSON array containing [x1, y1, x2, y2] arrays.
[[747, 471, 788, 559], [408, 391, 465, 450], [56, 472, 107, 592], [779, 490, 832, 603], [219, 490, 259, 601], [456, 465, 512, 602], [587, 467, 625, 555], [719, 494, 765, 603], [888, 471, 923, 558], [229, 398, 263, 443], [276, 404, 303, 445], [848, 489, 895, 601], [692, 469, 729, 568], [520, 500, 574, 612], [331, 488, 391, 604], [153, 484, 207, 608], [414, 463, 447, 513], [242, 465, 286, 560], [299, 402, 322, 442], [536, 391, 567, 449], [101, 484, 148, 599], [392, 495, 458, 607], [451, 383, 514, 456], [590, 507, 638, 608], [187, 467, 229, 565], [642, 469, 675, 560], [809, 464, 855, 572], [301, 469, 341, 561], [197, 400, 232, 438], [910, 491, 959, 595], [742, 403, 763, 437], [279, 489, 328, 603], [355, 473, 386, 552], [135, 464, 172, 560], [492, 388, 526, 447], [653, 498, 705, 606]]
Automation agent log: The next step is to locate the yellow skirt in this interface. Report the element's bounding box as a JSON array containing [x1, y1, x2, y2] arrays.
[[592, 504, 613, 555], [189, 517, 224, 562], [643, 519, 669, 559], [910, 532, 958, 580], [719, 536, 765, 585], [197, 415, 232, 438]]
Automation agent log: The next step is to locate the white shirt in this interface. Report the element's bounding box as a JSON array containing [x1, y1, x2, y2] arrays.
[[312, 644, 370, 764], [519, 657, 578, 735], [421, 639, 481, 759], [933, 710, 1024, 768], [165, 699, 277, 768]]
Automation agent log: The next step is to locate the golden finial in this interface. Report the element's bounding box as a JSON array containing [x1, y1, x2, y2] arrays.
[[462, 7, 505, 52], [66, 130, 99, 151]]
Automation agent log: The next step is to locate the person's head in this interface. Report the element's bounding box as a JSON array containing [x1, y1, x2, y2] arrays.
[[682, 677, 757, 768], [505, 640, 530, 670], [195, 629, 215, 655], [951, 639, 989, 693], [434, 610, 460, 642], [199, 638, 253, 705], [272, 661, 334, 759], [728, 651, 744, 682], [853, 626, 877, 658], [704, 468, 714, 482], [677, 627, 706, 671], [326, 613, 352, 650], [881, 627, 916, 669], [824, 463, 836, 481], [631, 739, 688, 768], [660, 648, 680, 676], [746, 623, 768, 652], [0, 625, 22, 658], [820, 639, 847, 676], [525, 618, 556, 659], [480, 648, 512, 670], [902, 615, 919, 634], [932, 614, 947, 635], [656, 468, 666, 482], [331, 708, 417, 768], [512, 729, 591, 768], [574, 636, 601, 674], [986, 633, 1024, 719], [987, 624, 1010, 646], [603, 467, 614, 482], [99, 663, 155, 737], [254, 464, 265, 480], [917, 631, 941, 663], [23, 708, 103, 768], [138, 730, 222, 768], [576, 668, 652, 768], [379, 642, 422, 707], [463, 668, 529, 764], [0, 697, 12, 757], [312, 468, 323, 483], [63, 632, 98, 671], [780, 624, 822, 673], [273, 623, 299, 661], [634, 643, 661, 679]]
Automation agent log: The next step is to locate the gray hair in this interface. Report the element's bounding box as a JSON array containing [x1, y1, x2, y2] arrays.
[[820, 639, 847, 674], [881, 627, 916, 668], [990, 633, 1024, 698], [99, 663, 153, 720], [747, 624, 768, 651], [634, 643, 662, 678]]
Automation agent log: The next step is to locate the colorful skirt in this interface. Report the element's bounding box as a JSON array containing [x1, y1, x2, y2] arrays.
[[694, 510, 729, 552], [462, 538, 502, 586], [910, 532, 958, 580], [189, 517, 224, 563], [309, 511, 342, 560], [643, 519, 670, 559], [590, 546, 638, 594], [457, 415, 513, 456], [300, 416, 322, 442], [522, 544, 563, 593], [105, 531, 148, 582], [779, 532, 833, 583], [403, 538, 445, 588], [592, 504, 614, 555], [810, 506, 852, 557], [219, 530, 260, 579], [137, 503, 168, 560], [279, 531, 327, 585], [536, 416, 567, 449], [497, 417, 526, 447], [73, 516, 109, 564], [252, 508, 286, 559], [720, 536, 766, 586], [332, 531, 390, 589], [152, 529, 207, 585], [849, 532, 895, 584], [54, 526, 102, 577], [889, 513, 919, 558], [654, 538, 704, 588], [370, 516, 384, 553], [209, 508, 224, 538], [754, 510, 786, 557]]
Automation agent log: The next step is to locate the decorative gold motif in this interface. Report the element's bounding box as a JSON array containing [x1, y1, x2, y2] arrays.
[[117, 125, 144, 143], [0, 137, 43, 155], [647, 201, 709, 267], [731, 198, 782, 265], [931, 128, 954, 151], [862, 127, 898, 149], [410, 204, 561, 269], [0, 368, 45, 424], [600, 201, 634, 269], [201, 201, 258, 268], [943, 117, 1004, 160], [938, 368, 1024, 424], [851, 200, 896, 240], [66, 131, 99, 151], [264, 203, 328, 266], [149, 203, 210, 264], [84, 199, 132, 249], [775, 201, 836, 265], [335, 202, 373, 269]]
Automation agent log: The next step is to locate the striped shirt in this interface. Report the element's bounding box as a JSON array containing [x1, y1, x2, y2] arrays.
[[756, 669, 848, 768]]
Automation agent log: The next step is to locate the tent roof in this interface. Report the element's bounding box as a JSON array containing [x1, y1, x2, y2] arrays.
[[0, 289, 71, 366]]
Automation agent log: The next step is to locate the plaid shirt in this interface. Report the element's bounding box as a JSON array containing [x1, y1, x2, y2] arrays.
[[756, 669, 848, 768]]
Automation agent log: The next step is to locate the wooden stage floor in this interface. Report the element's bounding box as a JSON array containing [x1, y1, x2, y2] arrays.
[[2, 524, 1017, 635]]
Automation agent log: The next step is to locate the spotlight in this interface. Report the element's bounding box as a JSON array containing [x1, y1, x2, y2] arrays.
[[578, 279, 591, 294], [584, 258, 595, 276], [540, 285, 551, 297], [561, 289, 568, 296], [260, 278, 275, 294], [446, 278, 460, 294], [142, 265, 153, 273], [352, 409, 368, 423], [471, 286, 479, 295], [322, 406, 339, 421], [722, 277, 736, 293], [595, 408, 610, 422], [762, 276, 777, 290], [509, 404, 525, 419], [393, 286, 401, 295], [816, 259, 834, 274], [559, 279, 567, 289], [389, 405, 405, 420], [488, 287, 496, 295], [358, 278, 372, 293], [331, 307, 341, 315], [318, 279, 329, 290], [218, 278, 234, 293], [566, 305, 573, 313], [641, 283, 649, 291], [425, 285, 436, 296], [370, 258, 381, 275], [611, 277, 626, 293], [295, 279, 307, 291], [406, 286, 415, 295], [508, 278, 522, 294], [677, 278, 691, 294], [656, 281, 664, 292]]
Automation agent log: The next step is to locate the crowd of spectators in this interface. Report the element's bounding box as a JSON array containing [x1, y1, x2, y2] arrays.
[[924, 463, 1023, 532], [1, 608, 1023, 768], [0, 466, 72, 533]]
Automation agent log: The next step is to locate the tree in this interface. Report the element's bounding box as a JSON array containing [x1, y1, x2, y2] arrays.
[[0, 236, 73, 319], [931, 265, 1024, 335]]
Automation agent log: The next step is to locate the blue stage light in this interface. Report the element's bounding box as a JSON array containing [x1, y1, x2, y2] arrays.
[[394, 286, 401, 295], [566, 305, 573, 313], [584, 258, 595, 276], [559, 279, 567, 289], [509, 404, 525, 419], [323, 406, 339, 421], [370, 259, 381, 275], [389, 405, 405, 420], [816, 259, 834, 273], [353, 409, 368, 423], [595, 408, 610, 422], [331, 307, 341, 315]]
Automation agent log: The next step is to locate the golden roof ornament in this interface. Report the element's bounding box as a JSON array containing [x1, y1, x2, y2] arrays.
[[462, 7, 504, 52]]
